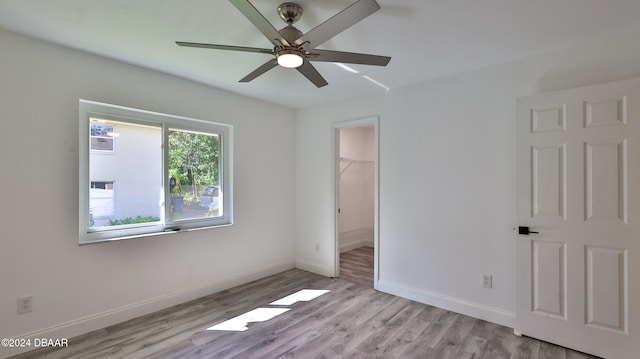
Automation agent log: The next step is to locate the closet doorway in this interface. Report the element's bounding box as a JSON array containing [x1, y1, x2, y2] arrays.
[[333, 117, 379, 289]]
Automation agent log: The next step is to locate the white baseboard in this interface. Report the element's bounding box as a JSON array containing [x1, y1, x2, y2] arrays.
[[377, 280, 515, 328], [339, 228, 373, 253], [2, 261, 295, 358], [295, 259, 334, 277], [340, 239, 372, 253]]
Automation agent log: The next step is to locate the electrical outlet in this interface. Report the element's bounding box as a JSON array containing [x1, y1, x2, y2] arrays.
[[482, 274, 492, 289], [17, 296, 32, 314]]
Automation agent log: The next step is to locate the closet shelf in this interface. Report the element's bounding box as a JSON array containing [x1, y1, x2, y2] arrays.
[[339, 157, 374, 175]]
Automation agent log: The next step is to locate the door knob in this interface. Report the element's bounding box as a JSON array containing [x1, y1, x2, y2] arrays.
[[518, 226, 539, 235]]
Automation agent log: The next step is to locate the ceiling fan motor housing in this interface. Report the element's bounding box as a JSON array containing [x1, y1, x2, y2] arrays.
[[279, 26, 304, 45]]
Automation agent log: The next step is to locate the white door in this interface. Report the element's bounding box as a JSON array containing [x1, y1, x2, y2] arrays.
[[516, 78, 640, 359]]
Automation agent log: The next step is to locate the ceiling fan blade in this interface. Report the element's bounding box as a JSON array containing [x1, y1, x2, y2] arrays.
[[309, 49, 390, 66], [294, 0, 380, 49], [239, 59, 278, 82], [296, 60, 328, 88], [176, 41, 273, 54], [229, 0, 290, 47]]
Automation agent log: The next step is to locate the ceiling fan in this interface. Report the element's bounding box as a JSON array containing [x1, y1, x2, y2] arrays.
[[176, 0, 391, 88]]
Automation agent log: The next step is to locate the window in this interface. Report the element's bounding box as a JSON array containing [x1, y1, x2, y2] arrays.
[[79, 100, 233, 243], [90, 123, 116, 151]]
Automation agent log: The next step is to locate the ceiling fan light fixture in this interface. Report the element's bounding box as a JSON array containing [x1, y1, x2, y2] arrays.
[[277, 49, 304, 68]]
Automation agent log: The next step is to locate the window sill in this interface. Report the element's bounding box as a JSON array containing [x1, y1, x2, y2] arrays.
[[79, 223, 234, 245]]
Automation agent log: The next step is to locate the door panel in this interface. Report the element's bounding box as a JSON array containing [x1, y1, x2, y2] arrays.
[[531, 106, 566, 132], [584, 140, 627, 222], [531, 144, 566, 219], [531, 240, 566, 319], [585, 246, 627, 333], [516, 78, 640, 359]]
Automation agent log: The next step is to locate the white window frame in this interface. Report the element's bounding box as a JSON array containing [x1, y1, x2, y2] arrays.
[[79, 100, 233, 244]]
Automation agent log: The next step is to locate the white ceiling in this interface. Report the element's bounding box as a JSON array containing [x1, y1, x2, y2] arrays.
[[1, 0, 639, 108]]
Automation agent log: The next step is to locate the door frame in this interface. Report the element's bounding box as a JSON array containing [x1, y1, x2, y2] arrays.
[[332, 116, 380, 289]]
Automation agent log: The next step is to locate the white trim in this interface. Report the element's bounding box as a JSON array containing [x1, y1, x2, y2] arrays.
[[339, 228, 374, 253], [333, 127, 341, 278], [295, 259, 335, 277], [332, 116, 380, 289], [378, 280, 515, 328], [1, 261, 295, 358]]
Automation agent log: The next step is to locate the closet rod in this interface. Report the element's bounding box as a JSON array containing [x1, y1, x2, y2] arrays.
[[339, 157, 374, 175]]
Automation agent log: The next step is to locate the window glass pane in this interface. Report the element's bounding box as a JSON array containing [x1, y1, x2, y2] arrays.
[[90, 123, 115, 151], [168, 129, 222, 221], [89, 118, 162, 229]]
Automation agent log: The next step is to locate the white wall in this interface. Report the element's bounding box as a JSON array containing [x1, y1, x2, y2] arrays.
[[295, 24, 640, 327], [340, 126, 374, 162], [0, 29, 296, 357], [339, 126, 374, 234]]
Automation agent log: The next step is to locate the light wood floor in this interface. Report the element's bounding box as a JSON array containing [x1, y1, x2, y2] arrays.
[[339, 246, 374, 287], [11, 251, 599, 359]]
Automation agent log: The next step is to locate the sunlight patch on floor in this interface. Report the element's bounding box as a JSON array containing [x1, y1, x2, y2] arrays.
[[206, 308, 291, 332], [207, 289, 330, 332]]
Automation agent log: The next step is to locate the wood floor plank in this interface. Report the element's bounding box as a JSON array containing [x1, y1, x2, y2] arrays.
[[456, 335, 489, 359], [410, 309, 460, 352], [8, 249, 601, 359], [538, 341, 567, 359], [344, 301, 426, 358], [480, 324, 518, 359], [511, 336, 541, 359], [429, 314, 478, 359], [368, 307, 434, 358], [469, 319, 503, 340], [311, 297, 411, 358], [566, 350, 601, 359]]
